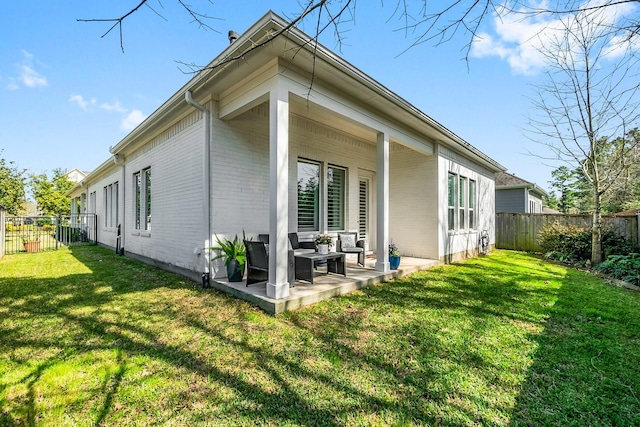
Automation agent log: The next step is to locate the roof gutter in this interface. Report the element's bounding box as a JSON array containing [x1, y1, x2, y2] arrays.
[[185, 90, 212, 282]]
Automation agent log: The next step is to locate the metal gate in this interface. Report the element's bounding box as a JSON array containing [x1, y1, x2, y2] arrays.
[[3, 215, 97, 255]]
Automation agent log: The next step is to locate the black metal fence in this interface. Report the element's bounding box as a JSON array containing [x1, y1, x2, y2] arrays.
[[3, 215, 97, 255]]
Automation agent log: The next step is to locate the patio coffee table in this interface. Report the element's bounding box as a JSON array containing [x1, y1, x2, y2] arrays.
[[295, 252, 346, 284]]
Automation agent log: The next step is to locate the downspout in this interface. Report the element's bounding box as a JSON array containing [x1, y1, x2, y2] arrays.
[[185, 90, 211, 287], [112, 153, 126, 255]]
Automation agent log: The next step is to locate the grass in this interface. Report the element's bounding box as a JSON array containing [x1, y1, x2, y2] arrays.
[[0, 247, 639, 426]]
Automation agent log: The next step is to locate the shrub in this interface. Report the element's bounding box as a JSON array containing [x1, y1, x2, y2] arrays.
[[539, 222, 639, 264], [538, 223, 591, 262], [602, 230, 638, 257], [36, 217, 53, 227], [42, 224, 56, 232], [595, 254, 640, 286], [5, 223, 17, 232]]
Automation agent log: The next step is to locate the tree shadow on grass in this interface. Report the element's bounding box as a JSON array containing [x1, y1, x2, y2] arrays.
[[2, 247, 638, 425], [2, 246, 443, 425]]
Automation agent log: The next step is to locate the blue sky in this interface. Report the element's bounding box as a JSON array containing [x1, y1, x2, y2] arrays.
[[3, 1, 625, 191]]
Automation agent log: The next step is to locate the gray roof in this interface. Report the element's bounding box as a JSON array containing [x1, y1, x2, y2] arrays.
[[495, 171, 548, 198]]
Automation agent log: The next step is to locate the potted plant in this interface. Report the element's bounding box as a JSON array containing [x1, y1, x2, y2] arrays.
[[315, 234, 333, 254], [211, 232, 248, 282], [22, 234, 40, 253], [389, 241, 401, 270]]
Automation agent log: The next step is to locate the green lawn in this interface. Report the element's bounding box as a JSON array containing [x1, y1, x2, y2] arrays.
[[1, 247, 639, 426]]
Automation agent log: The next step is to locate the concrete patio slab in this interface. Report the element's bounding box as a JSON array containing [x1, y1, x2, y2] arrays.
[[209, 256, 440, 314]]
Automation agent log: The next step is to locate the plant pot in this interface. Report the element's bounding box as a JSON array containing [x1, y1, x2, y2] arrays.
[[23, 241, 40, 253], [389, 255, 401, 270], [317, 244, 329, 254], [226, 259, 245, 282]]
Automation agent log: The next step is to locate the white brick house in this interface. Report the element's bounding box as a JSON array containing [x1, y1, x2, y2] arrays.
[[69, 11, 504, 300]]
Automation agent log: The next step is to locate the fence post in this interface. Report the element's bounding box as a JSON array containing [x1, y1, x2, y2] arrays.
[[0, 205, 5, 259], [637, 209, 640, 248]]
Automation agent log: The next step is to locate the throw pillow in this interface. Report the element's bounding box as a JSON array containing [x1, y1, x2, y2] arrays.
[[339, 234, 356, 249]]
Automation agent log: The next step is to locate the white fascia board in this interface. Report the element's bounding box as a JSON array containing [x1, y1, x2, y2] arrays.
[[218, 59, 279, 119]]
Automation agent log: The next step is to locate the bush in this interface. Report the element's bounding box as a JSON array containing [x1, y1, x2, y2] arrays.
[[538, 222, 639, 263], [602, 230, 638, 257], [539, 223, 591, 262], [36, 217, 53, 227], [595, 254, 640, 286], [5, 223, 17, 232]]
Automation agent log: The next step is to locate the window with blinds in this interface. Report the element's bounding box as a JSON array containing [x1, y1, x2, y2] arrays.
[[459, 176, 467, 229], [469, 179, 476, 229], [359, 179, 368, 241], [327, 166, 345, 231], [448, 173, 456, 230], [297, 160, 320, 232], [134, 172, 141, 230], [144, 168, 151, 231]]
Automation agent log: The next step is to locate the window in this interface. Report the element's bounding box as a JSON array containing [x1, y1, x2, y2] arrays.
[[104, 186, 109, 227], [114, 182, 119, 228], [144, 169, 151, 231], [469, 180, 476, 229], [327, 166, 345, 231], [134, 168, 151, 231], [449, 173, 476, 231], [104, 182, 119, 228], [448, 173, 456, 230], [297, 160, 347, 233], [89, 191, 96, 215], [134, 172, 141, 229], [459, 176, 467, 229], [297, 160, 320, 232]]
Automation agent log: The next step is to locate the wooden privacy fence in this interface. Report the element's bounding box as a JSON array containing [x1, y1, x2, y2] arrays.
[[496, 213, 639, 253]]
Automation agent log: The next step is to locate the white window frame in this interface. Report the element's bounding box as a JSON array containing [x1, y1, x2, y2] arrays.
[[469, 179, 476, 230], [297, 158, 348, 233], [448, 172, 476, 232], [327, 165, 346, 232], [133, 168, 151, 232]]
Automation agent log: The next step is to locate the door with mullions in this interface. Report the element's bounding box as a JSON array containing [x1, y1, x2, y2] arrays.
[[358, 177, 369, 250]]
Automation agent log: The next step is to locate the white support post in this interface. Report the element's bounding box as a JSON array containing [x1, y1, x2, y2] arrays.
[[267, 82, 290, 299], [375, 132, 390, 272]]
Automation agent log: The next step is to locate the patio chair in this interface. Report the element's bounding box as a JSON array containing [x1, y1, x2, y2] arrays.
[[246, 238, 295, 286], [337, 232, 365, 267], [244, 240, 269, 286]]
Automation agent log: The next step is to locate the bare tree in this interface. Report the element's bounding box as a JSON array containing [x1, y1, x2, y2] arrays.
[[78, 1, 640, 60], [528, 7, 640, 264]]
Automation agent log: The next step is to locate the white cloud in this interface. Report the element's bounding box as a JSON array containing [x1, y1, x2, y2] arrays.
[[100, 101, 127, 113], [121, 109, 146, 131], [16, 50, 48, 88], [471, 0, 639, 75], [70, 95, 145, 132], [6, 78, 19, 91], [68, 94, 96, 111]]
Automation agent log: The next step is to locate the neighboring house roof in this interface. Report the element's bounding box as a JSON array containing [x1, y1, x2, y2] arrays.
[[542, 206, 562, 214], [613, 208, 640, 217], [65, 168, 88, 183], [495, 171, 548, 198]]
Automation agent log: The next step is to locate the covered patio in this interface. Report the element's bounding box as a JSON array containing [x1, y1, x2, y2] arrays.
[[210, 255, 439, 314]]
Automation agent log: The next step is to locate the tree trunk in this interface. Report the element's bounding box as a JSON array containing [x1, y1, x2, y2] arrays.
[[591, 190, 603, 265]]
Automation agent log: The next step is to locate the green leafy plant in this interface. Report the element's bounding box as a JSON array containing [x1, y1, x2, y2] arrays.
[[315, 234, 333, 246], [595, 253, 640, 286], [539, 222, 638, 264], [211, 232, 247, 266], [389, 242, 400, 257]]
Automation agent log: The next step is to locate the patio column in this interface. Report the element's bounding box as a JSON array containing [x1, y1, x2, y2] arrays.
[[267, 82, 290, 299], [375, 131, 390, 272]]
